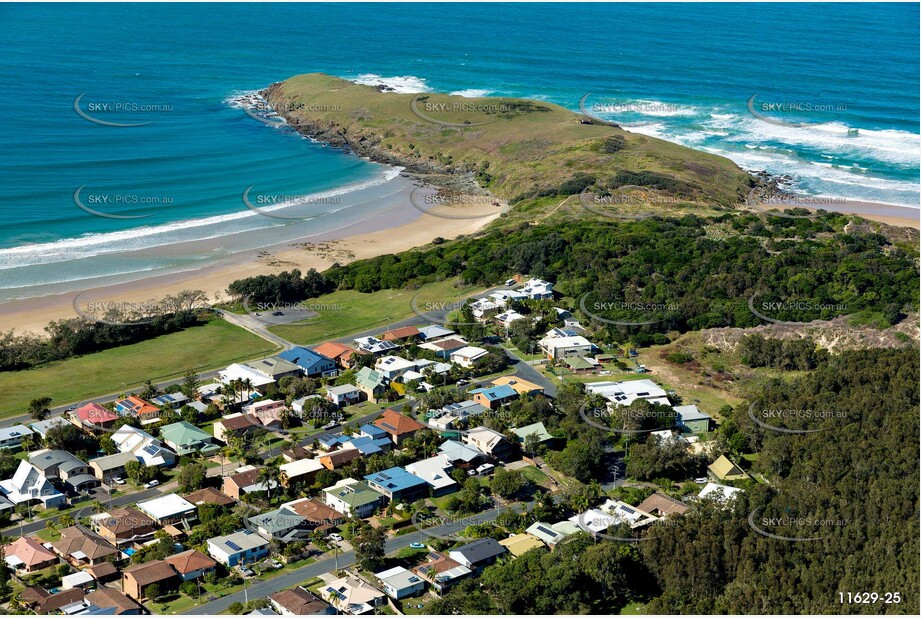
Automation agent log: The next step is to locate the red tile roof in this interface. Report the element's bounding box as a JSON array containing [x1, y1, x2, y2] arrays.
[[381, 326, 421, 341], [164, 549, 217, 575], [75, 403, 119, 425], [373, 409, 425, 437]]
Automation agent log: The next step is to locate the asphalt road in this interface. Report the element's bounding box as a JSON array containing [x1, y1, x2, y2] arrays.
[[186, 506, 509, 615]]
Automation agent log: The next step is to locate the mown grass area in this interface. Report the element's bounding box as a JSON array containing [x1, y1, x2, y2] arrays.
[[0, 319, 278, 417], [518, 465, 549, 485], [269, 278, 483, 346]]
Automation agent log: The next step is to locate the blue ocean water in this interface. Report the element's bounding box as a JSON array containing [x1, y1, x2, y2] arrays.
[[0, 2, 917, 296]]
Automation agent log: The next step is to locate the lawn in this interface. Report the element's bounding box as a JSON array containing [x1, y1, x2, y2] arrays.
[[268, 279, 483, 346], [0, 319, 278, 417], [518, 465, 549, 485]]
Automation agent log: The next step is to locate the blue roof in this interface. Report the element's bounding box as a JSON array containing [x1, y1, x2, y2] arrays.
[[364, 466, 427, 492], [360, 424, 387, 438], [469, 384, 517, 401], [317, 433, 339, 446], [278, 347, 334, 372]]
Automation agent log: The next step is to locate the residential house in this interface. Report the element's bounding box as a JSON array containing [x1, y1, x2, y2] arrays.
[[380, 326, 421, 344], [136, 493, 197, 526], [84, 587, 143, 615], [122, 560, 179, 601], [469, 384, 517, 410], [61, 570, 96, 591], [520, 278, 554, 299], [498, 533, 545, 557], [340, 435, 391, 457], [278, 347, 338, 378], [416, 325, 454, 340], [110, 425, 177, 467], [159, 421, 220, 456], [94, 506, 157, 546], [150, 392, 190, 410], [494, 310, 526, 328], [213, 413, 261, 443], [71, 403, 119, 431], [28, 417, 71, 440], [374, 355, 418, 381], [279, 458, 324, 487], [0, 424, 34, 450], [411, 551, 471, 593], [319, 573, 386, 615], [355, 367, 387, 403], [3, 536, 58, 573], [241, 400, 288, 429], [322, 478, 384, 518], [88, 451, 134, 483], [114, 396, 161, 424], [313, 342, 358, 370], [490, 376, 545, 397], [375, 566, 425, 600], [28, 449, 98, 492], [270, 587, 334, 615], [52, 526, 119, 566], [0, 460, 66, 507], [707, 454, 751, 482], [448, 538, 506, 572], [325, 384, 361, 408], [318, 448, 361, 471], [359, 424, 388, 441], [674, 404, 713, 433], [636, 492, 689, 517], [373, 409, 426, 445], [570, 499, 658, 536], [463, 427, 511, 460], [364, 467, 429, 503], [207, 530, 270, 567], [283, 498, 345, 533], [437, 439, 484, 468], [353, 336, 398, 356], [511, 422, 554, 448], [223, 466, 279, 500], [406, 455, 458, 496], [219, 362, 276, 389], [246, 357, 303, 383], [183, 486, 236, 508], [538, 334, 594, 359], [83, 561, 119, 584], [698, 482, 744, 503], [585, 379, 670, 407], [450, 346, 488, 368], [248, 507, 308, 542], [419, 337, 468, 359], [20, 587, 86, 615], [525, 521, 581, 547], [563, 356, 597, 374], [427, 400, 486, 427]]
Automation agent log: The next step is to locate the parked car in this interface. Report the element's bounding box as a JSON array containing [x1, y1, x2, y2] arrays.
[[409, 542, 426, 549], [112, 477, 126, 485], [144, 480, 160, 488], [269, 560, 283, 569], [240, 567, 255, 577], [327, 533, 343, 542], [504, 279, 516, 286], [694, 477, 708, 484]]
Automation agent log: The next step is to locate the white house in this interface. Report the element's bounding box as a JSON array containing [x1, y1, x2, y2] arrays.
[[354, 336, 398, 355], [0, 425, 35, 450], [0, 460, 66, 508], [218, 363, 276, 388], [111, 425, 176, 467], [494, 310, 527, 328], [520, 278, 554, 299], [374, 566, 426, 600], [373, 356, 418, 381], [584, 379, 670, 407], [538, 334, 594, 359], [406, 454, 457, 496], [450, 346, 489, 368], [698, 482, 744, 503], [207, 529, 270, 567], [326, 385, 361, 408]]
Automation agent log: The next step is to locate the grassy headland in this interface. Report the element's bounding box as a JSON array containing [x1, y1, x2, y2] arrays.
[[264, 73, 756, 211]]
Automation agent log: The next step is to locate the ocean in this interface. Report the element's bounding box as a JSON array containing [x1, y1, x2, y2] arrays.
[[0, 2, 917, 300]]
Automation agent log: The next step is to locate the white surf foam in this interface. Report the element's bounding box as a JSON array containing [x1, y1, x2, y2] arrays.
[[350, 74, 430, 94]]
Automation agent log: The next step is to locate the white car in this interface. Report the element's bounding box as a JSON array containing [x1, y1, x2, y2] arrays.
[[112, 477, 126, 485], [144, 480, 160, 488], [327, 533, 343, 542], [504, 279, 516, 286], [476, 464, 495, 476]]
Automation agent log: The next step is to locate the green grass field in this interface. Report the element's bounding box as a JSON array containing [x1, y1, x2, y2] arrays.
[[0, 319, 277, 417], [269, 278, 483, 345]]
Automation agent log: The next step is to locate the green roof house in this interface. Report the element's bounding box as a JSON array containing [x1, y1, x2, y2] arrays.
[[511, 422, 554, 445], [356, 367, 388, 403], [160, 421, 219, 456]]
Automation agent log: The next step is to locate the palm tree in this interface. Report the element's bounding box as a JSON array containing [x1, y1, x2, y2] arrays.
[[221, 382, 237, 410], [258, 461, 281, 502]]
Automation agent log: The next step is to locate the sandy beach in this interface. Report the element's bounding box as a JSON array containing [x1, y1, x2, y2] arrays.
[[0, 191, 503, 335], [752, 198, 919, 230]]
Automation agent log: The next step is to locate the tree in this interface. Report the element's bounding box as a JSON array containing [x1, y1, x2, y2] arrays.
[[181, 368, 201, 400], [28, 396, 52, 420], [144, 583, 162, 601], [353, 525, 386, 571], [177, 462, 207, 492], [491, 468, 526, 498], [259, 461, 281, 501]]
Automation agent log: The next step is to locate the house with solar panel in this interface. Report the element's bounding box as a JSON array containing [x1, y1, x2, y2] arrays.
[[207, 529, 270, 566], [375, 566, 426, 600], [364, 467, 429, 503], [469, 384, 518, 410], [322, 478, 384, 518], [110, 425, 177, 467], [356, 367, 388, 403], [28, 449, 98, 493], [0, 424, 34, 450], [278, 346, 338, 378]]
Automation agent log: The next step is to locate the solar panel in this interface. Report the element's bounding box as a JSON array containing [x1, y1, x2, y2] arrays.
[[535, 525, 554, 535], [379, 473, 391, 480], [225, 541, 242, 551], [143, 444, 160, 455], [621, 506, 635, 514], [408, 576, 420, 583], [381, 423, 397, 432]]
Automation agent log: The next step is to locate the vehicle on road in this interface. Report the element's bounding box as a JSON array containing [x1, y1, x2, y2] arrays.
[[505, 279, 516, 286], [409, 542, 426, 549], [272, 311, 284, 316]]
